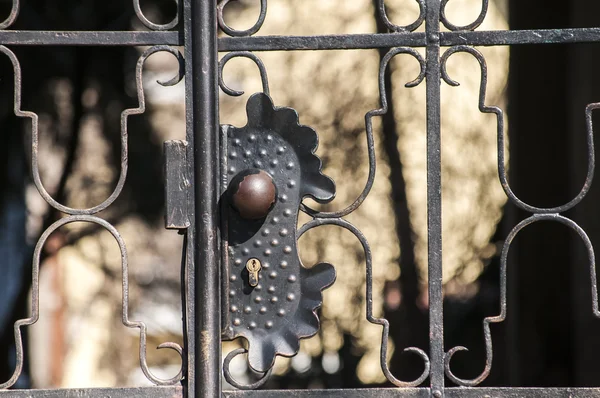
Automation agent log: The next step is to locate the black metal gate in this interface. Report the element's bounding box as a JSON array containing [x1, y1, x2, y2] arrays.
[[0, 0, 599, 397]]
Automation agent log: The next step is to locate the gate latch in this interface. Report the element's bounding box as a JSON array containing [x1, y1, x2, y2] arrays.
[[164, 140, 190, 230], [221, 93, 337, 376]]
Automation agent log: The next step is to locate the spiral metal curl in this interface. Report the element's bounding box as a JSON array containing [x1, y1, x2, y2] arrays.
[[219, 51, 270, 97], [440, 0, 488, 31], [218, 0, 267, 37], [223, 348, 273, 390], [133, 0, 179, 31], [377, 0, 425, 33]]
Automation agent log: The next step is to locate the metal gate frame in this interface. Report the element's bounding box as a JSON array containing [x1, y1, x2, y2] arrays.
[[0, 0, 599, 397]]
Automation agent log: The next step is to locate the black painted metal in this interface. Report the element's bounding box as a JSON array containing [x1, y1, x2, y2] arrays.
[[165, 140, 191, 230], [425, 1, 444, 397], [0, 0, 598, 397], [0, 387, 185, 397], [182, 1, 197, 397], [0, 387, 600, 398], [190, 0, 221, 398], [221, 93, 336, 380], [224, 388, 600, 398]]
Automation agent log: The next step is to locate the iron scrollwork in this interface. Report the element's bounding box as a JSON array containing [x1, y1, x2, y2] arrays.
[[133, 0, 180, 31], [377, 0, 425, 33], [0, 45, 185, 389], [440, 0, 489, 31], [218, 0, 268, 37], [299, 47, 430, 388], [0, 0, 18, 30], [441, 45, 598, 387], [219, 47, 431, 388], [1, 0, 600, 394]]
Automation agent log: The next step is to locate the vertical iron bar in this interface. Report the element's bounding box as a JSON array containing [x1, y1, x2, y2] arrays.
[[425, 0, 444, 397], [183, 1, 196, 396], [190, 0, 221, 397]]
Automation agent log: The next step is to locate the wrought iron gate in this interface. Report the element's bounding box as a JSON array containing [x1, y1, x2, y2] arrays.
[[0, 0, 599, 397]]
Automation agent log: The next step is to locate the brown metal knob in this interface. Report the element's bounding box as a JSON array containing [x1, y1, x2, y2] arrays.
[[229, 169, 277, 220]]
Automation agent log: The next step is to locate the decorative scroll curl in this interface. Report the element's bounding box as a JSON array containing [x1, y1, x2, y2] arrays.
[[0, 216, 184, 389], [298, 218, 430, 387], [440, 0, 488, 31], [0, 0, 18, 30], [377, 0, 426, 32], [300, 47, 426, 219], [219, 51, 270, 97], [377, 0, 425, 32], [218, 0, 267, 37], [0, 44, 184, 388], [0, 45, 183, 216], [133, 0, 179, 31], [441, 45, 595, 214], [218, 46, 429, 388], [223, 348, 273, 390], [441, 45, 598, 386]]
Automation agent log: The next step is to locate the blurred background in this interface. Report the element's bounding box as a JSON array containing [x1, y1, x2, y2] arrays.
[[0, 0, 600, 391]]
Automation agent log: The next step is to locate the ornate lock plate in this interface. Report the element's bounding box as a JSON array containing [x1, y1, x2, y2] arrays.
[[221, 93, 336, 374]]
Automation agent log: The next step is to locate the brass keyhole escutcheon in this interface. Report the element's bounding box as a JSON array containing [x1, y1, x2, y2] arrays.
[[246, 258, 262, 287]]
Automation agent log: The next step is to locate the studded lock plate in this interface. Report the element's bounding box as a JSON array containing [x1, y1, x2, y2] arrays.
[[221, 93, 336, 373]]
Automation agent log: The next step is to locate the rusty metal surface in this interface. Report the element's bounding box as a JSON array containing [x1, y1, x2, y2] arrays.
[[189, 0, 221, 397], [213, 0, 600, 395], [223, 388, 600, 398], [165, 140, 191, 230], [221, 93, 336, 384], [0, 39, 185, 389], [0, 387, 183, 397], [223, 388, 430, 398], [0, 387, 598, 398], [0, 0, 599, 396]]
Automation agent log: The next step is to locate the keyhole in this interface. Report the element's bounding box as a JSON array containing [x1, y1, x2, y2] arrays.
[[246, 258, 261, 287]]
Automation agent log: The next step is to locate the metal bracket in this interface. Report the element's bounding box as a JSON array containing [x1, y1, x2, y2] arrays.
[[164, 140, 191, 230]]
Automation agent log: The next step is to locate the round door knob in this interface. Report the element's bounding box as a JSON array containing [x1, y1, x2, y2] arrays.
[[229, 169, 277, 220]]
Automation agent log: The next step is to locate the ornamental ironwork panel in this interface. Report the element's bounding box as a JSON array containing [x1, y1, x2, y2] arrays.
[[0, 0, 598, 397]]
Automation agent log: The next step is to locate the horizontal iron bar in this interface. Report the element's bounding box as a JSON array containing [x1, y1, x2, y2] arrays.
[[0, 31, 181, 46], [224, 389, 428, 398], [0, 386, 183, 397], [445, 388, 600, 397], [0, 28, 597, 48], [224, 388, 600, 398], [443, 27, 600, 46], [219, 33, 427, 51], [219, 28, 600, 51], [0, 387, 599, 397]]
